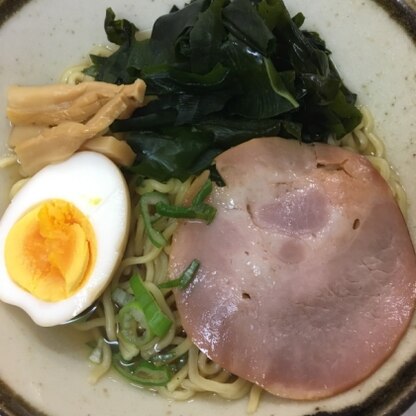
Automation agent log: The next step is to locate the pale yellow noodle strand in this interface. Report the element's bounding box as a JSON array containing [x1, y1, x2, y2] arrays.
[[153, 251, 169, 285], [102, 288, 117, 342], [367, 132, 385, 157], [173, 177, 194, 205], [198, 352, 222, 376], [169, 337, 193, 357], [158, 385, 195, 401], [210, 370, 233, 383], [367, 156, 391, 181], [187, 346, 251, 399], [353, 129, 369, 153], [60, 45, 116, 84], [137, 178, 177, 194], [144, 260, 156, 283], [180, 379, 205, 393], [61, 65, 94, 85], [71, 317, 106, 331], [88, 341, 112, 384], [247, 384, 263, 414], [166, 364, 190, 392], [133, 206, 146, 255], [361, 106, 374, 132], [0, 155, 17, 168], [121, 246, 163, 267], [162, 221, 179, 240], [124, 207, 140, 259]]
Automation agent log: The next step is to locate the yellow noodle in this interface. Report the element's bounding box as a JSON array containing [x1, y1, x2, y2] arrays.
[[209, 369, 233, 383], [71, 318, 106, 331], [102, 288, 117, 342], [158, 385, 195, 401], [0, 155, 17, 168], [170, 337, 193, 356], [187, 345, 252, 399], [8, 48, 410, 413], [88, 339, 112, 384], [165, 364, 190, 392], [60, 45, 116, 85], [137, 178, 178, 194], [60, 65, 95, 85], [198, 352, 222, 376], [60, 107, 408, 413], [247, 384, 263, 414]]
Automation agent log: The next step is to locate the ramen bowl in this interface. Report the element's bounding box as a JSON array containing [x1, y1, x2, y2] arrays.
[[0, 1, 416, 415]]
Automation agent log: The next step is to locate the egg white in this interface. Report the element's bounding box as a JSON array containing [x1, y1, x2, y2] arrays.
[[0, 151, 130, 326]]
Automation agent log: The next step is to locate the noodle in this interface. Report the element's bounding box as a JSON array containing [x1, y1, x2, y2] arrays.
[[88, 338, 113, 384], [67, 173, 257, 408], [0, 155, 17, 169], [72, 318, 106, 331], [0, 64, 408, 411], [60, 45, 116, 85], [69, 105, 408, 412], [247, 385, 263, 414]]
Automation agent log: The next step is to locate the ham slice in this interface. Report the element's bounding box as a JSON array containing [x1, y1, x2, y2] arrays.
[[169, 137, 416, 400]]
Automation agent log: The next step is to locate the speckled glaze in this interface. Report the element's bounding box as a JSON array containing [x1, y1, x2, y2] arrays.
[[0, 1, 415, 416]]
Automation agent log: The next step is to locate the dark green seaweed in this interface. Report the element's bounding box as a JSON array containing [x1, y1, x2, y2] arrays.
[[85, 0, 362, 180]]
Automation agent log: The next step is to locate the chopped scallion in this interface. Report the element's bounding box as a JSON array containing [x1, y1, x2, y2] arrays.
[[113, 354, 172, 386], [130, 275, 173, 338], [155, 201, 216, 223], [112, 287, 134, 307], [118, 300, 154, 348], [159, 259, 200, 290], [139, 192, 169, 248], [192, 179, 213, 206]]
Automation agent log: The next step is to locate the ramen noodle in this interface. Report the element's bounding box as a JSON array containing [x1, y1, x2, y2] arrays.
[[0, 51, 408, 415]]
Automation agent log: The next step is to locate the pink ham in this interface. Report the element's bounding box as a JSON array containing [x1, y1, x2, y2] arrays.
[[168, 137, 416, 400]]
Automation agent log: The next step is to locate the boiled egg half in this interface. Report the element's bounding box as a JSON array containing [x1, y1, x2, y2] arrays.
[[0, 151, 130, 326]]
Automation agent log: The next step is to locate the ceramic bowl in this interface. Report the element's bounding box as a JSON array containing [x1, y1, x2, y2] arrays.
[[0, 1, 415, 415]]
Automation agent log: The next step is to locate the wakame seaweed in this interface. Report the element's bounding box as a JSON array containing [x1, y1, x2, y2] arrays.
[[85, 0, 362, 181]]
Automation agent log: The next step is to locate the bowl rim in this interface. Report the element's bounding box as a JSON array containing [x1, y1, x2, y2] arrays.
[[0, 1, 415, 415]]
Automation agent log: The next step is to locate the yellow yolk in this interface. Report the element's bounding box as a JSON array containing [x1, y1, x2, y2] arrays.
[[4, 199, 96, 302]]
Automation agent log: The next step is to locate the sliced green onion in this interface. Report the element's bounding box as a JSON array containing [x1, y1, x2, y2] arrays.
[[155, 179, 216, 224], [159, 259, 200, 290], [155, 202, 216, 223], [192, 179, 213, 206], [113, 354, 172, 386], [130, 275, 172, 338], [140, 180, 217, 248], [118, 300, 154, 348], [139, 192, 169, 248], [112, 287, 134, 307]]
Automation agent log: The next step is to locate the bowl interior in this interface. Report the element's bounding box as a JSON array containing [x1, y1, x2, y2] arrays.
[[0, 1, 416, 415]]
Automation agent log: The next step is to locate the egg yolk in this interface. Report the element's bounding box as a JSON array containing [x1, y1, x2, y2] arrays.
[[4, 199, 97, 302]]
